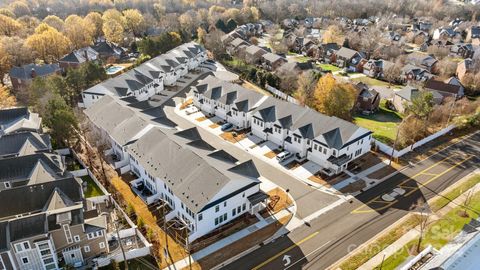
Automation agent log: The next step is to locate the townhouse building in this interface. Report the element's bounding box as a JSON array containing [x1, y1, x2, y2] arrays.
[[128, 127, 266, 241], [81, 42, 206, 108], [84, 94, 267, 243], [192, 76, 372, 176], [0, 132, 51, 159], [0, 177, 109, 270]]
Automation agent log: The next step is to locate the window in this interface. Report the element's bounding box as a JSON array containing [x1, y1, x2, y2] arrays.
[[198, 213, 203, 221], [242, 203, 246, 211], [215, 205, 219, 212], [313, 144, 318, 151], [4, 182, 10, 189], [223, 213, 227, 221], [84, 246, 90, 253], [99, 242, 105, 249], [242, 193, 245, 198], [73, 235, 80, 243], [237, 206, 241, 213], [21, 257, 29, 264], [63, 224, 73, 244], [215, 217, 219, 225], [224, 201, 227, 207], [232, 208, 236, 216], [323, 148, 327, 155], [332, 150, 337, 156], [23, 242, 30, 250]]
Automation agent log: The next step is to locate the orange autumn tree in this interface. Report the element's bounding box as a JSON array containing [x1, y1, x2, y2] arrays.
[[313, 73, 357, 120], [0, 85, 16, 108]]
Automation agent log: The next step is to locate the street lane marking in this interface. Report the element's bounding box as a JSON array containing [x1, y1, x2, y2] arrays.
[[351, 154, 473, 214], [284, 240, 332, 269], [251, 231, 319, 270]]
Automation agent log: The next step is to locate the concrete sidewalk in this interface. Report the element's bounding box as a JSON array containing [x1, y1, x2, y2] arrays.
[[162, 208, 293, 270], [357, 171, 480, 269]]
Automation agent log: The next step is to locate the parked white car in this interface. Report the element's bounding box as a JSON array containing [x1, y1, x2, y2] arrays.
[[381, 188, 406, 202], [276, 151, 293, 162], [185, 106, 198, 115]]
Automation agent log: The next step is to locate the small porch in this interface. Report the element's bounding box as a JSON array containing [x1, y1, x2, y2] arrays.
[[129, 178, 161, 205], [247, 191, 269, 215]]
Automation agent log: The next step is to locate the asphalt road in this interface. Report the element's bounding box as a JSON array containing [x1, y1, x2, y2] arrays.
[[221, 131, 480, 270]]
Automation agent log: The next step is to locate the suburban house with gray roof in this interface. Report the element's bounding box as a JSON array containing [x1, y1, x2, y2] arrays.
[[0, 177, 110, 269], [0, 107, 42, 136], [192, 77, 372, 176], [0, 131, 51, 159], [406, 52, 438, 72], [332, 47, 366, 72], [393, 86, 444, 113], [58, 46, 99, 71], [9, 63, 61, 91], [261, 53, 287, 71], [128, 127, 266, 241], [81, 42, 206, 108], [244, 45, 268, 64]]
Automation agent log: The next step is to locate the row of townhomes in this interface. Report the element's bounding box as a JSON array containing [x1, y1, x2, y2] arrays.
[[82, 42, 269, 243], [193, 75, 373, 176], [80, 42, 207, 108], [84, 95, 267, 242], [0, 107, 149, 269]]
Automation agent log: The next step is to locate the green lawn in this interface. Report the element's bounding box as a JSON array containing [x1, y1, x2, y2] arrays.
[[81, 175, 104, 198], [351, 76, 402, 88], [317, 63, 341, 72], [430, 174, 480, 212], [354, 101, 403, 145], [339, 216, 419, 270], [378, 186, 480, 269], [293, 55, 310, 63]]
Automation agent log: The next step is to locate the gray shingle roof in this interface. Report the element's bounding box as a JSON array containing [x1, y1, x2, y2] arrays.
[[9, 64, 60, 80], [0, 177, 82, 219], [128, 127, 260, 213], [0, 107, 42, 135], [84, 96, 151, 146], [0, 132, 51, 158], [0, 153, 66, 185], [59, 47, 99, 64], [253, 96, 368, 149], [336, 47, 360, 59]]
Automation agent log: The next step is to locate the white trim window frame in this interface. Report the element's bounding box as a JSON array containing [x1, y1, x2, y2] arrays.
[[63, 224, 73, 244]]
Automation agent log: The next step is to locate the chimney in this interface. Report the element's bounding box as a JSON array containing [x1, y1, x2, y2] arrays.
[[84, 49, 89, 62], [30, 68, 37, 78]]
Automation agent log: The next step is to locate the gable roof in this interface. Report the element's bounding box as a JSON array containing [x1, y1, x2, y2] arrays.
[[0, 132, 51, 158], [336, 47, 361, 59], [0, 107, 42, 135], [128, 127, 260, 213], [0, 177, 82, 219], [406, 52, 437, 68], [59, 47, 99, 64], [0, 153, 66, 186], [425, 79, 461, 95]]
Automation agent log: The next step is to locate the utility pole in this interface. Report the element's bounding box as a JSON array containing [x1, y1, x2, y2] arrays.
[[162, 205, 169, 263], [445, 94, 457, 128], [114, 209, 129, 270], [187, 229, 192, 270]]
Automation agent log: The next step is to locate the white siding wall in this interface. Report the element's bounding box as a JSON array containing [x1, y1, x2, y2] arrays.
[[190, 184, 259, 241], [251, 118, 267, 140]]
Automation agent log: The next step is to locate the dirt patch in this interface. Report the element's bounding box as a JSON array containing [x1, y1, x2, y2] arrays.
[[209, 123, 220, 129], [220, 130, 248, 144], [180, 98, 193, 110], [195, 116, 208, 122], [264, 148, 281, 159], [286, 159, 308, 170], [348, 152, 384, 173], [339, 180, 367, 193], [190, 214, 259, 253], [196, 214, 292, 270], [266, 188, 292, 214], [368, 165, 398, 180]]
